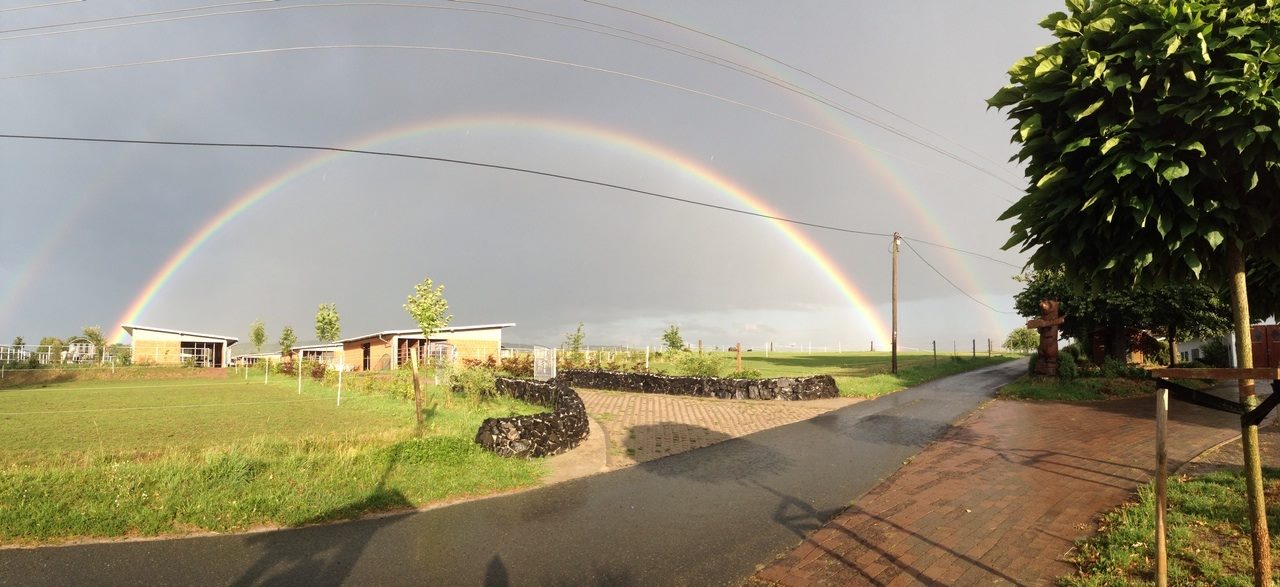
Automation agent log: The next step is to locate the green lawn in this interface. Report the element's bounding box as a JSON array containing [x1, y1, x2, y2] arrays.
[[652, 351, 1022, 397], [0, 369, 546, 545], [997, 374, 1156, 401], [1065, 469, 1280, 586]]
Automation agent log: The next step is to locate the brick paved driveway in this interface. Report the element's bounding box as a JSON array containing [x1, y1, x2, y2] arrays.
[[748, 396, 1240, 586]]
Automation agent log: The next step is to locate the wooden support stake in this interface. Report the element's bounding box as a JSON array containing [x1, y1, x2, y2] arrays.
[[736, 342, 742, 373], [411, 352, 424, 425], [1156, 387, 1169, 587]]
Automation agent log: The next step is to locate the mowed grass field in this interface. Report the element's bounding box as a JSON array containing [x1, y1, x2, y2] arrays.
[[654, 350, 1021, 397], [0, 371, 546, 545]]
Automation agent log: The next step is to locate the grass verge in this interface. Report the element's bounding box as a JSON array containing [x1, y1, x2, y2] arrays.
[[998, 375, 1154, 401], [0, 370, 546, 545], [1064, 469, 1280, 586]]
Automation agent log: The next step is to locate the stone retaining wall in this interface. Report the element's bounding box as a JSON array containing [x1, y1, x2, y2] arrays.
[[557, 369, 839, 400], [474, 378, 589, 458]]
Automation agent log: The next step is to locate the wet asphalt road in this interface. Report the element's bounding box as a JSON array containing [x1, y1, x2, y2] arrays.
[[0, 360, 1023, 587]]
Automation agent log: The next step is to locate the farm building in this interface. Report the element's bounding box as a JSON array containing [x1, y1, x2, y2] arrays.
[[338, 323, 514, 371], [293, 342, 343, 365], [121, 324, 237, 367]]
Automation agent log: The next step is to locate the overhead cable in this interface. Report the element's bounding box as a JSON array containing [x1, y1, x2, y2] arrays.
[[901, 239, 1017, 314]]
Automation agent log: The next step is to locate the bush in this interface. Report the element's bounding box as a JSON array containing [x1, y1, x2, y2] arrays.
[[499, 355, 533, 378], [726, 368, 764, 379], [1028, 354, 1039, 376], [450, 366, 496, 404], [1058, 354, 1079, 380], [280, 360, 296, 376], [1100, 356, 1148, 379], [673, 351, 724, 378], [1060, 344, 1081, 364], [1201, 340, 1231, 368], [309, 360, 328, 381]]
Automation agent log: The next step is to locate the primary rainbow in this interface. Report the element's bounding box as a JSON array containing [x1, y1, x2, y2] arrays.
[[110, 116, 892, 345]]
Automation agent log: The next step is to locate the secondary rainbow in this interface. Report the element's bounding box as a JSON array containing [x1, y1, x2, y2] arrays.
[[111, 116, 892, 344]]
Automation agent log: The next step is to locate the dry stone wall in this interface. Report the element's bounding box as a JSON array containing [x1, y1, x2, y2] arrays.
[[557, 369, 839, 400], [474, 378, 589, 458]]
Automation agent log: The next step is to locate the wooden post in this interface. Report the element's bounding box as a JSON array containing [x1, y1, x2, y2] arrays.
[[645, 345, 650, 370], [972, 339, 976, 358], [892, 232, 900, 374], [698, 340, 702, 355], [988, 338, 992, 357], [736, 342, 742, 373], [264, 358, 269, 384], [297, 354, 302, 394], [1156, 386, 1169, 587], [933, 340, 937, 366], [337, 362, 343, 406], [411, 352, 423, 425]]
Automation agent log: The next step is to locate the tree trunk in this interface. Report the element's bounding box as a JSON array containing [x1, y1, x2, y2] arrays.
[[1108, 323, 1128, 362], [1227, 241, 1271, 587], [1168, 323, 1178, 367], [410, 352, 424, 426]]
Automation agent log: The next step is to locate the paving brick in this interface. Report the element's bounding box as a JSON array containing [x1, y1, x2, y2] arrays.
[[747, 396, 1239, 586]]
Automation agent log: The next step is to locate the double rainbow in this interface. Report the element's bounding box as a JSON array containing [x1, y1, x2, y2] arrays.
[[110, 116, 892, 345]]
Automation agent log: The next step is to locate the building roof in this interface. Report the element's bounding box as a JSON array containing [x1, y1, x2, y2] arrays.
[[293, 342, 343, 351], [338, 323, 515, 344], [121, 324, 240, 344]]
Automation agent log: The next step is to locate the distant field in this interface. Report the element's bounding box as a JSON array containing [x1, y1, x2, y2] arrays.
[[0, 379, 408, 464], [0, 370, 546, 545], [653, 351, 1022, 397]]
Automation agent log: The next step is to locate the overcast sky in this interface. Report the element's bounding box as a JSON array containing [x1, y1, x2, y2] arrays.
[[0, 0, 1060, 350]]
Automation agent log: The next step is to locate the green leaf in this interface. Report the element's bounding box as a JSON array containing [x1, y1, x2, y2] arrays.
[[1103, 71, 1131, 93], [1062, 136, 1092, 153], [1037, 166, 1068, 188], [1035, 55, 1061, 77], [987, 86, 1023, 109], [1205, 230, 1224, 249], [1114, 157, 1137, 179], [1056, 18, 1082, 35], [1160, 161, 1190, 181], [1248, 171, 1259, 191], [1138, 74, 1151, 90], [1039, 11, 1068, 30], [1089, 18, 1116, 33], [1100, 136, 1122, 154], [1197, 32, 1210, 62], [1081, 190, 1104, 210], [1066, 0, 1086, 14], [1072, 98, 1106, 120], [1179, 140, 1205, 156], [1020, 113, 1042, 141], [1184, 252, 1203, 277], [1136, 151, 1160, 170], [1166, 35, 1182, 56], [1157, 213, 1171, 238], [1225, 26, 1252, 40]]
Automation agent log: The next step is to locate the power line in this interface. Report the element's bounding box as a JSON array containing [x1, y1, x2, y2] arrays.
[[0, 0, 83, 13], [900, 236, 1023, 269], [900, 239, 1017, 314], [0, 2, 1022, 199], [0, 132, 1027, 268], [0, 0, 274, 34], [577, 0, 1024, 184], [0, 43, 996, 193], [0, 132, 898, 239]]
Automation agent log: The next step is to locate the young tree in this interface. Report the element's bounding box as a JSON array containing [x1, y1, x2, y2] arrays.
[[1002, 328, 1039, 354], [991, 2, 1280, 579], [315, 303, 341, 343], [661, 324, 686, 353], [563, 323, 586, 366], [81, 326, 105, 360], [10, 336, 23, 347], [250, 319, 266, 353], [39, 336, 63, 364], [278, 325, 297, 356], [404, 277, 452, 425]]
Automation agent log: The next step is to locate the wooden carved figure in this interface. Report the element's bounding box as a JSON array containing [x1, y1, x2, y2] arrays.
[[1025, 299, 1065, 376]]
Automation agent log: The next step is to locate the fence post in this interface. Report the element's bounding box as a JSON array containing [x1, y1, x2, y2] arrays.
[[1156, 385, 1169, 586], [264, 358, 269, 384], [871, 341, 875, 352], [988, 338, 992, 357], [933, 340, 937, 366], [297, 355, 302, 394], [337, 363, 343, 406], [645, 346, 650, 370], [972, 339, 976, 358]]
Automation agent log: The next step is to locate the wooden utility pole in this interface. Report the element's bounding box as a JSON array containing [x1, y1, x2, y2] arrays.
[[892, 232, 900, 374]]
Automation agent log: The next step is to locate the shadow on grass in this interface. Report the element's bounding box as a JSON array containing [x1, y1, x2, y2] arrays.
[[230, 442, 416, 586]]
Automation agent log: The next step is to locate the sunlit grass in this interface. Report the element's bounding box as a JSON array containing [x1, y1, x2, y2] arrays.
[[1063, 469, 1280, 586], [0, 369, 545, 544]]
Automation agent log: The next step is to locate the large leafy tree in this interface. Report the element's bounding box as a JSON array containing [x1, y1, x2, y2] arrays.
[[1013, 270, 1231, 362], [991, 1, 1280, 580], [1002, 327, 1040, 354]]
